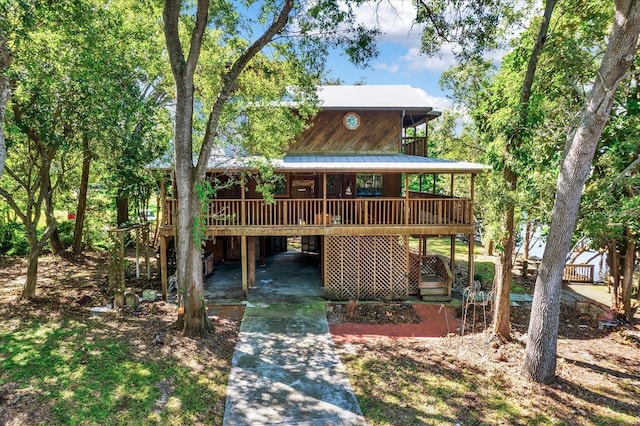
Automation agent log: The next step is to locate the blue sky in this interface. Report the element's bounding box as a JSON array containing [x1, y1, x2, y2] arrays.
[[323, 1, 456, 112]]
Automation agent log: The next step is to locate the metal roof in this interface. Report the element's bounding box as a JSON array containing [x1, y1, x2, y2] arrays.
[[317, 85, 436, 111], [277, 154, 487, 173], [148, 154, 488, 173]]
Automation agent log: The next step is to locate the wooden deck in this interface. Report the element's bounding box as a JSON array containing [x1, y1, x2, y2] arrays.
[[160, 197, 473, 237]]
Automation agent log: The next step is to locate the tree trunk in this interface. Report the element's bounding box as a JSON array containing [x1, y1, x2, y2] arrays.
[[524, 0, 640, 384], [22, 232, 40, 299], [72, 135, 91, 253], [49, 229, 64, 254], [174, 179, 210, 336], [0, 30, 12, 179], [493, 184, 515, 340], [523, 219, 532, 276], [608, 243, 620, 305], [42, 155, 62, 254], [485, 240, 494, 256], [621, 227, 635, 322], [116, 195, 129, 226], [491, 0, 557, 341]]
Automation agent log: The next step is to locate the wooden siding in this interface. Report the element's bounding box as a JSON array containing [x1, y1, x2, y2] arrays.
[[288, 110, 401, 153]]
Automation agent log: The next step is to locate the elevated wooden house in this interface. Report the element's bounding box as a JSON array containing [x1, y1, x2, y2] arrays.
[[153, 85, 486, 301]]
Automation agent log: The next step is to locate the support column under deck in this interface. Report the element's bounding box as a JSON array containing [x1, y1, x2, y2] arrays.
[[241, 235, 248, 299], [160, 235, 168, 301], [248, 236, 256, 288]]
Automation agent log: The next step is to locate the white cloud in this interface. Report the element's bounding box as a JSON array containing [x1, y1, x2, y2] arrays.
[[372, 62, 400, 74], [400, 46, 457, 72], [414, 88, 452, 112]]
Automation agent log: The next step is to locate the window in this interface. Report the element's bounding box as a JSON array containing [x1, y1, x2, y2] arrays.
[[356, 174, 383, 197], [273, 174, 289, 198]]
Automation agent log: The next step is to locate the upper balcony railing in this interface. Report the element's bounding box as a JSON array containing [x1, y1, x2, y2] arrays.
[[162, 196, 473, 228], [402, 136, 428, 157]]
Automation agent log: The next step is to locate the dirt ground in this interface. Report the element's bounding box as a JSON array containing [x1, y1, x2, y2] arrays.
[[1, 252, 639, 424]]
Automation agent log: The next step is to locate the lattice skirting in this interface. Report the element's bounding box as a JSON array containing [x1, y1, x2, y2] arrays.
[[324, 235, 414, 300]]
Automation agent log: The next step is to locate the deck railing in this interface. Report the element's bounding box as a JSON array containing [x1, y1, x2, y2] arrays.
[[563, 264, 594, 283], [162, 197, 473, 228], [402, 136, 428, 157]]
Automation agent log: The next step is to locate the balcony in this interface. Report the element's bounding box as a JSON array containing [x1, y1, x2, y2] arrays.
[[160, 196, 473, 237]]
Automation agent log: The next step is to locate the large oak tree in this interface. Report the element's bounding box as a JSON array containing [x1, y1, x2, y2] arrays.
[[524, 0, 640, 383], [162, 0, 378, 336]]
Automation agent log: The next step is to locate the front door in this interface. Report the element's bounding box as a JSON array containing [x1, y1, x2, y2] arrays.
[[326, 174, 356, 224], [291, 178, 316, 225]]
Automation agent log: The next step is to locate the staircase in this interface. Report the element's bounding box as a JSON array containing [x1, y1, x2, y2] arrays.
[[413, 255, 453, 302]]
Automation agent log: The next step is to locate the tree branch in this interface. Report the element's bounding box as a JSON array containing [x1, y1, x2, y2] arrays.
[[186, 0, 209, 78], [195, 0, 295, 177], [417, 0, 450, 43], [0, 186, 27, 224], [163, 0, 187, 80]]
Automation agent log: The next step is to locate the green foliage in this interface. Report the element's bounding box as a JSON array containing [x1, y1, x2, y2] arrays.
[[0, 221, 27, 255], [415, 0, 529, 64], [436, 0, 616, 249], [54, 220, 75, 249]]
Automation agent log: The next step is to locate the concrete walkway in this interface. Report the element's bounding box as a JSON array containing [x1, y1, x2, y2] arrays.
[[223, 298, 366, 425]]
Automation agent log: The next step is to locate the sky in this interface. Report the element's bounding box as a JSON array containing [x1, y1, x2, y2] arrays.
[[323, 1, 456, 112]]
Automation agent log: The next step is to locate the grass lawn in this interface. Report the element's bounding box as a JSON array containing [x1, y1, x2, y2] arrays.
[[0, 253, 239, 425], [0, 314, 234, 425]]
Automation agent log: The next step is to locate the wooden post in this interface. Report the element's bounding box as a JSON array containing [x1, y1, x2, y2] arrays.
[[240, 177, 246, 226], [404, 174, 409, 225], [241, 235, 248, 299], [135, 226, 140, 279], [322, 172, 327, 226], [159, 178, 166, 227], [248, 236, 256, 287], [160, 235, 168, 301], [450, 173, 454, 196], [144, 223, 150, 279]]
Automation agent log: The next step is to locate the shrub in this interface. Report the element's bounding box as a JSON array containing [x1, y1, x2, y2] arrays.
[[0, 222, 29, 256]]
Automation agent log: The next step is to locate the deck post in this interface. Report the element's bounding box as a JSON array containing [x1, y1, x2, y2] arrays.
[[450, 173, 454, 196], [404, 174, 409, 225], [322, 172, 327, 226], [160, 235, 168, 301], [240, 177, 246, 226], [248, 236, 256, 287], [144, 223, 150, 279], [241, 235, 248, 299]]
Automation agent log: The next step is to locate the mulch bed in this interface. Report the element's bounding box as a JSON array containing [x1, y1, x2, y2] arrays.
[[328, 303, 460, 343]]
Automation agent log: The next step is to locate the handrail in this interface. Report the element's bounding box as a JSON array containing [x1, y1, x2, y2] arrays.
[[161, 197, 473, 228], [563, 263, 594, 283]]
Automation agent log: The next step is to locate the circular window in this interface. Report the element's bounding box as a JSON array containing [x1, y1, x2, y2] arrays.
[[343, 112, 360, 130]]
